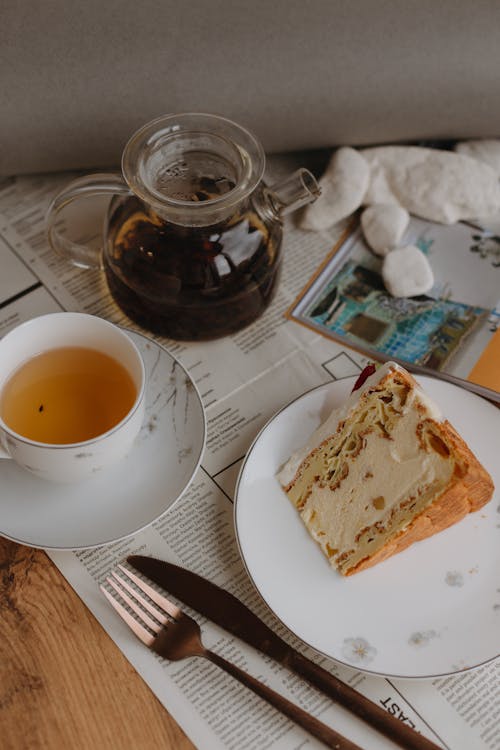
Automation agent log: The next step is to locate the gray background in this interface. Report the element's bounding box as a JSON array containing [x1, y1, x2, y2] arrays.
[[1, 0, 499, 175]]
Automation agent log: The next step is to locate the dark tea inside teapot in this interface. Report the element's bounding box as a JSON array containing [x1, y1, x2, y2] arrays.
[[47, 113, 320, 340]]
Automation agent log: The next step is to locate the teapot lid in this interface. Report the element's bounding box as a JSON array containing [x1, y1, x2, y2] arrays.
[[121, 112, 265, 226]]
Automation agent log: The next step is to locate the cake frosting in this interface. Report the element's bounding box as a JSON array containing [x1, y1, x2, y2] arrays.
[[278, 362, 494, 576]]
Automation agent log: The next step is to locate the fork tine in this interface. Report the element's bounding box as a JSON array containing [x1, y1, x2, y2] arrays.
[[100, 585, 154, 646], [110, 571, 169, 626], [117, 564, 182, 619], [106, 576, 163, 633]]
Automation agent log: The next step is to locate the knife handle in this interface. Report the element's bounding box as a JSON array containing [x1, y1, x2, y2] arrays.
[[206, 649, 363, 750], [287, 652, 441, 750]]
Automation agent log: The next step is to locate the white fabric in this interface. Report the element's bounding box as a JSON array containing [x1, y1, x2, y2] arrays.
[[455, 139, 500, 177], [301, 147, 370, 230], [361, 146, 500, 224]]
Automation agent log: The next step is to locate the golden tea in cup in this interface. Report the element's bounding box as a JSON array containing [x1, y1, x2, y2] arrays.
[[0, 313, 145, 482], [0, 346, 137, 444]]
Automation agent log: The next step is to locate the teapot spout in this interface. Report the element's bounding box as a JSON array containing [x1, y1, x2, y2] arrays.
[[268, 168, 321, 217]]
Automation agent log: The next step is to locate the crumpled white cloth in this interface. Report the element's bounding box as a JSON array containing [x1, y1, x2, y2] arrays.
[[361, 145, 500, 224], [300, 141, 500, 297], [455, 139, 500, 178], [300, 146, 369, 230]]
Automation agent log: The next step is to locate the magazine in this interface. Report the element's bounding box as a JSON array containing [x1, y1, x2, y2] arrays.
[[287, 215, 500, 402]]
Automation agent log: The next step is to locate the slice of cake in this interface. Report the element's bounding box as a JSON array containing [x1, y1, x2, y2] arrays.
[[277, 363, 494, 576]]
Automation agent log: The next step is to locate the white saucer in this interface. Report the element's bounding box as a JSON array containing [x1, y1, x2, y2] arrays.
[[0, 330, 206, 550], [234, 376, 500, 679]]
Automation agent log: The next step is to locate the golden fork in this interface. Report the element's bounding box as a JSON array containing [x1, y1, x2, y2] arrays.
[[101, 565, 364, 750]]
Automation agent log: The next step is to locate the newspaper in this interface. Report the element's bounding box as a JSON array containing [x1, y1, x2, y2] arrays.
[[0, 157, 498, 750]]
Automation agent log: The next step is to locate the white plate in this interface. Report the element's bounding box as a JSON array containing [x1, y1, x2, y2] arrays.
[[0, 330, 206, 550], [234, 376, 500, 679]]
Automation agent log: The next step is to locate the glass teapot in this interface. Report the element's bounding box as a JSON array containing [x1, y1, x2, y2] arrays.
[[47, 113, 320, 340]]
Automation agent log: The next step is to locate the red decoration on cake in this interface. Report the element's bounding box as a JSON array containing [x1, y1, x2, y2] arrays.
[[351, 364, 377, 393]]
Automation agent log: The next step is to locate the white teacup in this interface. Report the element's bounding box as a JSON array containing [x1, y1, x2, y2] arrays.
[[0, 313, 145, 482]]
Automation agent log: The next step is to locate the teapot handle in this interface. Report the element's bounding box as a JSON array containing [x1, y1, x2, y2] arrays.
[[46, 173, 131, 270]]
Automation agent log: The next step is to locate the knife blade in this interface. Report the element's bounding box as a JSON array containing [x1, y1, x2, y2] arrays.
[[127, 555, 441, 750]]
